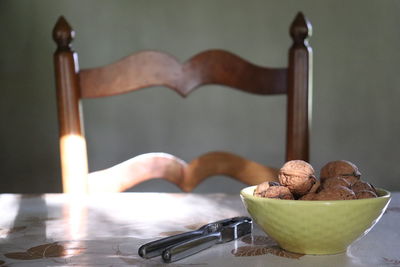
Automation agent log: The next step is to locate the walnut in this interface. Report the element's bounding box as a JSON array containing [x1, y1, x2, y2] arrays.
[[342, 175, 360, 186], [314, 186, 356, 200], [253, 181, 280, 197], [320, 160, 361, 183], [299, 193, 317, 200], [351, 180, 377, 194], [309, 179, 321, 193], [355, 190, 377, 199], [262, 186, 294, 200], [278, 160, 316, 197], [252, 160, 377, 202], [321, 177, 351, 190]]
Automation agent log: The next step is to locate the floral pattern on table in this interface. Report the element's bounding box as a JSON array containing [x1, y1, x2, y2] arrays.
[[0, 193, 399, 266], [4, 242, 76, 260], [382, 257, 400, 266], [232, 235, 304, 259]]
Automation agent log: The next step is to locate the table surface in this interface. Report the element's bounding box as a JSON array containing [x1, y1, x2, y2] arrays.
[[0, 192, 399, 267]]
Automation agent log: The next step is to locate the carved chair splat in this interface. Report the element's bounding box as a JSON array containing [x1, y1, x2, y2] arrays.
[[52, 13, 312, 193]]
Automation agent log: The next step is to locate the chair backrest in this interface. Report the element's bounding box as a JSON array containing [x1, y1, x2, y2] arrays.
[[52, 12, 312, 194]]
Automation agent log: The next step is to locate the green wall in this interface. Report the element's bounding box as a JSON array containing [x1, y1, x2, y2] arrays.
[[1, 0, 400, 193]]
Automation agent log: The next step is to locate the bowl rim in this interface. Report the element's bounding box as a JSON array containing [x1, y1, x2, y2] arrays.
[[240, 185, 391, 204]]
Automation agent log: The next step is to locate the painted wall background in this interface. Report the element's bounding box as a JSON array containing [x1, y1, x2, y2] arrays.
[[1, 0, 400, 193]]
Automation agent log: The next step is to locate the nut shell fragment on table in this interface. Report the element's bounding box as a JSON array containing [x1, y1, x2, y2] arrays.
[[314, 186, 356, 200], [279, 160, 316, 197], [253, 181, 280, 197], [320, 160, 361, 184]]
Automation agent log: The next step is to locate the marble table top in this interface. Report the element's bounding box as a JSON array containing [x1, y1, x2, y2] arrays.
[[0, 192, 399, 266]]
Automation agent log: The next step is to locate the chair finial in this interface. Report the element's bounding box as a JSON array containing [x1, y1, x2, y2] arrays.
[[290, 12, 312, 44], [52, 16, 75, 51]]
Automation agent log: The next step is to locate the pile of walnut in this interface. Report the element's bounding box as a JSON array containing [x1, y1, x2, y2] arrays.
[[254, 160, 378, 200]]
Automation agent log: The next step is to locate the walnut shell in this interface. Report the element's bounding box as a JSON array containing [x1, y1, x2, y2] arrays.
[[320, 160, 361, 183], [355, 190, 377, 199], [263, 186, 294, 200], [342, 175, 360, 186], [309, 179, 321, 193], [278, 160, 316, 197], [253, 181, 280, 197], [299, 192, 317, 200], [351, 180, 377, 194], [314, 186, 356, 200], [321, 177, 351, 190]]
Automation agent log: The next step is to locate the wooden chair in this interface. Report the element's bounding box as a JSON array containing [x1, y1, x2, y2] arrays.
[[52, 12, 312, 194]]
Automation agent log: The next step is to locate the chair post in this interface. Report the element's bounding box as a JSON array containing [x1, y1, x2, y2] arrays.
[[286, 12, 312, 162], [53, 16, 89, 194]]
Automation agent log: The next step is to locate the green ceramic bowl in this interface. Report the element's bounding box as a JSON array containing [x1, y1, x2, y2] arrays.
[[240, 186, 391, 255]]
